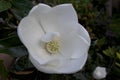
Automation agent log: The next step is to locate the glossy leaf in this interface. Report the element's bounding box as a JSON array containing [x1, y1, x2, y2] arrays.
[[9, 46, 28, 57], [0, 46, 28, 58], [0, 34, 22, 48], [11, 0, 33, 18]]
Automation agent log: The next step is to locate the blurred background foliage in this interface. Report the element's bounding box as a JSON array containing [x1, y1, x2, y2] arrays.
[[0, 0, 120, 80]]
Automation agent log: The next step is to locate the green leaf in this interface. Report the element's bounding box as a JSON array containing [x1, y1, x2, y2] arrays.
[[11, 0, 33, 18], [96, 37, 105, 47], [9, 46, 28, 57], [0, 34, 22, 47], [115, 62, 120, 68], [0, 60, 8, 80], [0, 46, 28, 57], [109, 18, 120, 36], [14, 55, 33, 71], [111, 66, 120, 78], [103, 47, 116, 58], [116, 52, 120, 60], [0, 0, 11, 12], [73, 73, 87, 80]]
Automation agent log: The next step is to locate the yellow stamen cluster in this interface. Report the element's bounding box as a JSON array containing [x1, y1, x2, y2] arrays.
[[46, 40, 60, 54]]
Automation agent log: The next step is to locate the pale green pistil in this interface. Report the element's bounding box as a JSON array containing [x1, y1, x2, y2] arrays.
[[46, 40, 60, 54]]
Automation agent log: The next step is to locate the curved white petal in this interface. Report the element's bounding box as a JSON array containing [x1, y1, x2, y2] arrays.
[[17, 16, 60, 65], [58, 52, 88, 73], [60, 31, 89, 59], [29, 54, 66, 73], [17, 16, 44, 48], [76, 23, 91, 45], [30, 52, 88, 74], [29, 3, 51, 17], [29, 54, 58, 73], [40, 4, 78, 32]]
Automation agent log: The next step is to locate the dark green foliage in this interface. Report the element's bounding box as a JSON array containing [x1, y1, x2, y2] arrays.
[[0, 0, 120, 80], [10, 0, 33, 19], [109, 18, 120, 36], [0, 0, 11, 12]]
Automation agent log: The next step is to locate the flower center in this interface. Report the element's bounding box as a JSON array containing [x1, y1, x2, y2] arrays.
[[46, 40, 60, 54]]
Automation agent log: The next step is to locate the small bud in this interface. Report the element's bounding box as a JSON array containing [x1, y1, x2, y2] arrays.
[[93, 66, 107, 79]]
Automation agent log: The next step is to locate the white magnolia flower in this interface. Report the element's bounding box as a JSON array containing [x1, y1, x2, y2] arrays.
[[93, 66, 107, 79], [17, 3, 91, 74]]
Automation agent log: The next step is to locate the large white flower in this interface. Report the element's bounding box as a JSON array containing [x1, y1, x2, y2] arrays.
[[17, 3, 91, 74]]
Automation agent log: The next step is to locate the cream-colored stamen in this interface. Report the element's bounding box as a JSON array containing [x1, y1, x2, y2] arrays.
[[46, 40, 60, 54]]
